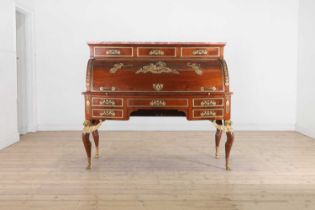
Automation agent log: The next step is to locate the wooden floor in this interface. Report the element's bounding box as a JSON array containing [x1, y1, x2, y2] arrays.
[[0, 131, 315, 210]]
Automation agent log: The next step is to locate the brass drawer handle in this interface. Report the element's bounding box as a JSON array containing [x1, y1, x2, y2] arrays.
[[153, 83, 164, 91], [99, 110, 115, 117], [150, 99, 166, 107], [192, 49, 208, 55], [201, 86, 217, 92], [100, 99, 115, 106], [149, 49, 165, 56], [201, 100, 216, 107], [106, 49, 121, 55], [99, 86, 116, 91], [200, 110, 216, 117]]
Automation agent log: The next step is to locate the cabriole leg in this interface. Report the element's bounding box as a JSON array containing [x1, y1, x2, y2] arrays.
[[224, 120, 234, 171], [82, 133, 92, 169], [92, 130, 100, 158], [214, 120, 223, 159]]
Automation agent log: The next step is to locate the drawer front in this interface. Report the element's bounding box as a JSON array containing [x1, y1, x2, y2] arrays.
[[137, 47, 176, 57], [127, 98, 188, 107], [93, 46, 133, 57], [92, 97, 123, 107], [181, 47, 220, 57], [193, 98, 224, 107], [192, 109, 223, 119], [92, 109, 124, 119]]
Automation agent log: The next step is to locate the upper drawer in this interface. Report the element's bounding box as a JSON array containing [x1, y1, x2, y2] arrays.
[[137, 47, 176, 57], [92, 97, 123, 107], [93, 46, 133, 57], [181, 47, 221, 58]]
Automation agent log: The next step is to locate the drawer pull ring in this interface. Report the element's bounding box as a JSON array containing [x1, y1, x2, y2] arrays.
[[192, 49, 208, 55], [99, 110, 115, 117], [150, 99, 166, 107], [200, 110, 216, 117], [100, 99, 115, 106], [201, 100, 217, 107], [106, 49, 121, 55], [149, 49, 165, 56]]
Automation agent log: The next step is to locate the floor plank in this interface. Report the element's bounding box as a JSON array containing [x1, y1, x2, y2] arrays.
[[0, 131, 314, 210]]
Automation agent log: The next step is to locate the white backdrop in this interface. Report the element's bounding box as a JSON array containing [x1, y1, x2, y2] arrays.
[[32, 0, 298, 131]]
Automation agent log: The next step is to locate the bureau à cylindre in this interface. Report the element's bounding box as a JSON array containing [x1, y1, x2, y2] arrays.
[[82, 42, 234, 170]]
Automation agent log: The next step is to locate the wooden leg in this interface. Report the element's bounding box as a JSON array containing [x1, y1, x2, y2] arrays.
[[215, 120, 223, 159], [215, 129, 223, 159], [225, 131, 234, 171], [92, 130, 99, 158], [82, 133, 92, 169]]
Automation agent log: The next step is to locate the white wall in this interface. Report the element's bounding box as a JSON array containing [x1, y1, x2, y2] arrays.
[[296, 0, 315, 138], [33, 0, 299, 131], [0, 0, 19, 149]]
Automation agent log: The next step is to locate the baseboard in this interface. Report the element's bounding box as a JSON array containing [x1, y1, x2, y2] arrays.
[[296, 125, 315, 139], [37, 118, 296, 131], [0, 132, 19, 150]]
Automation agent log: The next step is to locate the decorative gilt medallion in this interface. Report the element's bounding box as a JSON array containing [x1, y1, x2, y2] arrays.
[[187, 63, 203, 75], [153, 83, 164, 91], [150, 99, 166, 107], [136, 61, 179, 74]]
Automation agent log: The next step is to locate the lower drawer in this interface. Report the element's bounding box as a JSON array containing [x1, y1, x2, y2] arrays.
[[127, 98, 188, 107], [192, 109, 223, 119], [92, 97, 123, 107], [92, 109, 124, 119]]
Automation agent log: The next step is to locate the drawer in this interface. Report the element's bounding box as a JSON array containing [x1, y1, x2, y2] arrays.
[[127, 98, 188, 107], [137, 47, 176, 57], [192, 109, 223, 119], [181, 47, 220, 57], [93, 46, 133, 57], [92, 97, 123, 107], [193, 98, 224, 107], [92, 109, 124, 119]]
